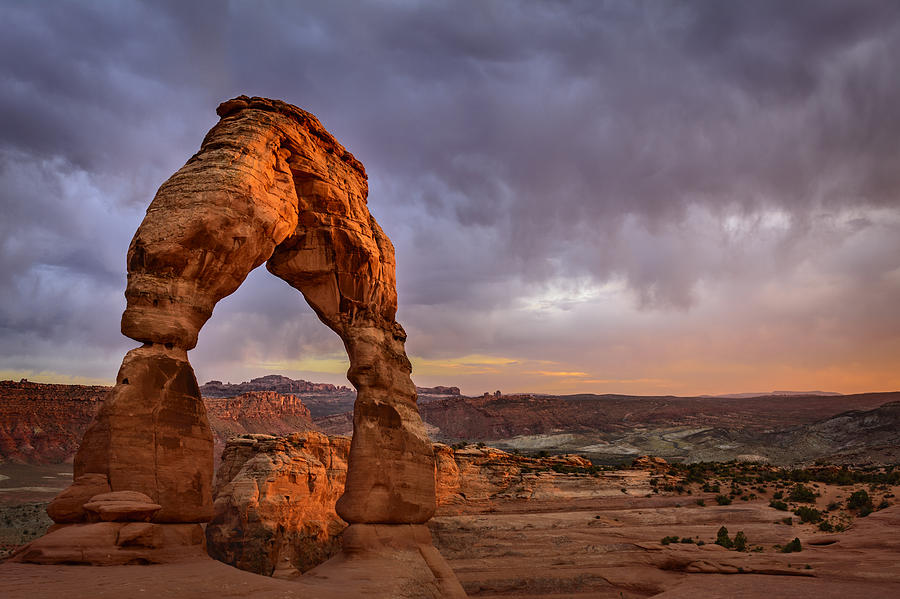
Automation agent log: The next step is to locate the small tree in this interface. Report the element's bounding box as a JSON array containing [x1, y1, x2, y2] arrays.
[[780, 537, 802, 553], [715, 526, 733, 548], [733, 531, 747, 552], [848, 490, 874, 516], [788, 484, 817, 503]]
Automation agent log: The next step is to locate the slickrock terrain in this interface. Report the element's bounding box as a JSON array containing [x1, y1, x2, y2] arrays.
[[4, 437, 900, 596], [204, 433, 602, 577]]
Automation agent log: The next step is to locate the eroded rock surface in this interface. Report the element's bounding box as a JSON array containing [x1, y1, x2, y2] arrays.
[[207, 433, 349, 576], [24, 96, 449, 593], [206, 434, 598, 577]]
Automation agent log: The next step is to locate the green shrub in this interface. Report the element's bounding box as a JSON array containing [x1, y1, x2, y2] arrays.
[[788, 484, 817, 503], [696, 499, 706, 507], [661, 535, 679, 545], [680, 537, 695, 544], [780, 537, 802, 553], [848, 489, 874, 516], [769, 500, 789, 511], [733, 531, 747, 552], [781, 517, 793, 525], [848, 489, 871, 509], [715, 526, 733, 548], [793, 506, 823, 523], [715, 495, 732, 505]]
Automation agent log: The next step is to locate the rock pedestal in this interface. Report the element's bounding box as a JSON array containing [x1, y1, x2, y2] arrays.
[[17, 96, 462, 596]]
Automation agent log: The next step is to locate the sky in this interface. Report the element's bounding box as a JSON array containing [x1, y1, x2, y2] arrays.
[[1, 0, 899, 396]]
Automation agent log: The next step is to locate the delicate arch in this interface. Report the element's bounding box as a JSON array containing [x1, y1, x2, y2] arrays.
[[74, 96, 435, 524]]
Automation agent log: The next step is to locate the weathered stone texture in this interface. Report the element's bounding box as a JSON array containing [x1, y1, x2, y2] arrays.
[[31, 97, 443, 589]]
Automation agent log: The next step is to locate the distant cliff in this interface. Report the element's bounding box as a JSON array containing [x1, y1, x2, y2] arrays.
[[416, 386, 461, 396], [0, 381, 317, 464], [206, 391, 317, 457], [200, 375, 351, 397], [0, 380, 106, 463]]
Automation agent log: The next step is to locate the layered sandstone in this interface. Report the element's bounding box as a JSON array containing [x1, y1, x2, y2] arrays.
[[20, 96, 455, 594], [205, 433, 596, 577], [207, 432, 349, 576], [200, 375, 351, 398], [0, 380, 105, 464], [205, 391, 318, 459], [0, 382, 322, 465]]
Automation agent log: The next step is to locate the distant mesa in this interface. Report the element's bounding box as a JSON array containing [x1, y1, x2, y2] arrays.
[[704, 390, 841, 399], [200, 375, 351, 398], [416, 385, 461, 396]]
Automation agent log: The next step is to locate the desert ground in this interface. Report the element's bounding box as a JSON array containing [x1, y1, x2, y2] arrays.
[[3, 455, 898, 597]]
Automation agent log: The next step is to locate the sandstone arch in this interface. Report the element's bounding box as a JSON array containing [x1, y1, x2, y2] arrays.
[[23, 97, 464, 597]]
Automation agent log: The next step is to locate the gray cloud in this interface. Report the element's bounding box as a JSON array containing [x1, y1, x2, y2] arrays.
[[1, 0, 898, 391]]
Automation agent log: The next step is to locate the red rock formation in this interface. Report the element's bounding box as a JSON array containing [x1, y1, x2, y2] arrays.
[[416, 386, 461, 396], [205, 433, 597, 578], [19, 96, 457, 595], [0, 382, 320, 465], [0, 380, 105, 464], [201, 375, 351, 397], [206, 432, 349, 576], [205, 391, 317, 459]]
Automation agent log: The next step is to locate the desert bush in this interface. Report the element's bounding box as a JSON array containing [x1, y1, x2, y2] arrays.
[[781, 517, 793, 525], [769, 500, 789, 511], [773, 490, 784, 500], [848, 490, 874, 516], [715, 526, 733, 548], [695, 499, 706, 507], [788, 484, 817, 503], [733, 531, 747, 552], [793, 506, 822, 523], [780, 538, 802, 553], [715, 495, 732, 505], [660, 535, 679, 545], [680, 537, 695, 544]]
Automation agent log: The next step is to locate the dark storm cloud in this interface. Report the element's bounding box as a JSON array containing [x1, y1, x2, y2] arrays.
[[1, 0, 899, 385]]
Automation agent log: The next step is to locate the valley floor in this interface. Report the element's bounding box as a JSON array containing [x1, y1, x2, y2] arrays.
[[430, 468, 900, 597], [2, 462, 899, 597]]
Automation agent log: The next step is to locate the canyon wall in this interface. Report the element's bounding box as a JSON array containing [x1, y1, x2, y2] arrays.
[[1, 382, 316, 464], [0, 381, 106, 464]]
